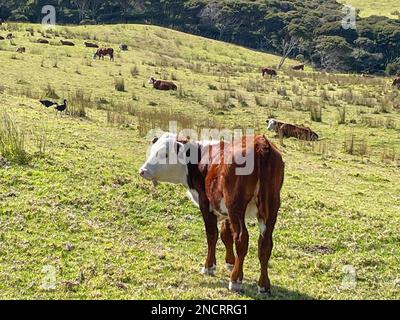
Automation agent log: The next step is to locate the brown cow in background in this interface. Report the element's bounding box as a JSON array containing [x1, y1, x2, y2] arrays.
[[94, 48, 114, 61], [148, 77, 177, 91], [267, 119, 319, 141], [262, 68, 277, 78], [84, 41, 99, 48], [60, 39, 75, 46], [292, 64, 305, 71]]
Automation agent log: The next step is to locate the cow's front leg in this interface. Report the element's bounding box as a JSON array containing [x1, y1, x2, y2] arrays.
[[200, 199, 218, 276]]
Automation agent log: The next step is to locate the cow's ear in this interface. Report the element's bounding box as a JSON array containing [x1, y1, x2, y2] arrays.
[[152, 137, 159, 144]]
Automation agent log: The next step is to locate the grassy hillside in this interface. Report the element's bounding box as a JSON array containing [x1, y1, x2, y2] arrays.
[[339, 0, 400, 18], [0, 23, 399, 300]]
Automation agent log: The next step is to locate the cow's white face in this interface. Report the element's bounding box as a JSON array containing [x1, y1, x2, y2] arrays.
[[267, 119, 278, 131], [139, 133, 188, 186], [148, 77, 156, 84]]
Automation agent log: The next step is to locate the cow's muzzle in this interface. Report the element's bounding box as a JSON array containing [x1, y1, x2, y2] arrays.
[[139, 168, 159, 187]]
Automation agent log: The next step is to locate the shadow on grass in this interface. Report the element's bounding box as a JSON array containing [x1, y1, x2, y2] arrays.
[[201, 279, 314, 300]]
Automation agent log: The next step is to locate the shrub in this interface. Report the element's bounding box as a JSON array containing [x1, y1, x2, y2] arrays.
[[44, 84, 59, 99], [338, 107, 346, 124], [310, 105, 322, 122], [0, 111, 30, 164], [130, 65, 140, 77], [115, 78, 126, 92], [385, 58, 400, 76], [67, 89, 90, 118]]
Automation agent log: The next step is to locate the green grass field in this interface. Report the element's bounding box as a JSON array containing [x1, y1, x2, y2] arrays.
[[0, 23, 399, 300], [339, 0, 400, 18]]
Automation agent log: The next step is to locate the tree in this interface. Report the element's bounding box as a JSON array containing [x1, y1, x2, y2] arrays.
[[89, 0, 101, 21], [275, 25, 308, 69], [72, 0, 89, 21], [277, 36, 300, 69], [199, 1, 243, 40], [315, 36, 354, 71]]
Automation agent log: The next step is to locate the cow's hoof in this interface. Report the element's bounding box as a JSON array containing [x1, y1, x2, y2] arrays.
[[257, 286, 271, 295], [201, 264, 216, 276], [225, 263, 234, 272], [229, 281, 242, 292]]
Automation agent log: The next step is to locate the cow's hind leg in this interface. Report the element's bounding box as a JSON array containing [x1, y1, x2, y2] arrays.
[[220, 219, 235, 271], [200, 207, 218, 276], [229, 213, 249, 292], [258, 218, 276, 294]]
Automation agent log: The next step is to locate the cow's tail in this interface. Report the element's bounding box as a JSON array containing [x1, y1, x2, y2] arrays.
[[257, 136, 284, 225]]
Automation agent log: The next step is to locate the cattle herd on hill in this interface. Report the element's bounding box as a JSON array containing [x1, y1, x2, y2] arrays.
[[1, 29, 399, 142]]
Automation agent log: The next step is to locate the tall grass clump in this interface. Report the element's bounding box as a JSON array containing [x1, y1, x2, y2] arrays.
[[44, 84, 59, 99], [115, 78, 126, 92], [0, 111, 30, 164], [130, 65, 140, 77], [310, 105, 322, 122], [344, 134, 368, 157], [338, 107, 346, 124], [67, 89, 89, 118]]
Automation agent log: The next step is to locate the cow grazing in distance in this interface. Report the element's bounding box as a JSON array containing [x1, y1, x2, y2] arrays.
[[16, 47, 25, 53], [139, 133, 285, 293], [292, 64, 305, 71], [37, 39, 49, 44], [148, 77, 177, 91], [93, 48, 114, 61], [392, 77, 400, 89], [84, 41, 99, 48], [119, 44, 128, 51], [267, 119, 319, 141], [262, 67, 277, 78], [6, 33, 13, 40], [60, 40, 75, 46], [0, 36, 4, 40]]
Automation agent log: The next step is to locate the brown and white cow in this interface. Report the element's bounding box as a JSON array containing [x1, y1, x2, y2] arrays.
[[16, 47, 25, 53], [262, 67, 277, 78], [37, 38, 49, 44], [148, 77, 177, 91], [93, 48, 114, 61], [60, 39, 75, 46], [84, 41, 99, 48], [267, 119, 319, 141], [139, 133, 285, 293], [292, 64, 305, 71], [392, 77, 400, 89]]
